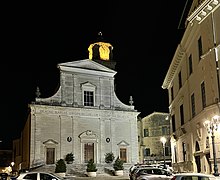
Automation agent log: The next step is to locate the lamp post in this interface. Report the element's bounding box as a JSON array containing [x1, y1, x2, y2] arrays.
[[203, 115, 220, 176], [160, 137, 167, 169]]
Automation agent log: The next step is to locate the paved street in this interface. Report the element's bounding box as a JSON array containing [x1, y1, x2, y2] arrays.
[[65, 174, 129, 180]]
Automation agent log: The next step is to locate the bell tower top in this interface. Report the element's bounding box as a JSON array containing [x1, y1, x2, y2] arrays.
[[88, 32, 113, 61]]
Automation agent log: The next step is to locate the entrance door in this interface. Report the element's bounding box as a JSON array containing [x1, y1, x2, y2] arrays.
[[46, 148, 55, 164], [84, 143, 94, 163]]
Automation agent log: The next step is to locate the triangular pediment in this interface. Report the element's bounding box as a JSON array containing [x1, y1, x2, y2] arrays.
[[58, 59, 116, 74], [43, 139, 58, 145], [117, 140, 129, 146], [81, 82, 96, 88]]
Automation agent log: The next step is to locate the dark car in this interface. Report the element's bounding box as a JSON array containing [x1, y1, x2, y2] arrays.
[[0, 173, 10, 180]]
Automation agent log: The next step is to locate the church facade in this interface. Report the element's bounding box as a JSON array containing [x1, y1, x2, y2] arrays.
[[14, 35, 140, 171]]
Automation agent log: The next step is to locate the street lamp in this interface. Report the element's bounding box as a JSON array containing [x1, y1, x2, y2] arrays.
[[160, 136, 167, 169], [203, 115, 220, 176]]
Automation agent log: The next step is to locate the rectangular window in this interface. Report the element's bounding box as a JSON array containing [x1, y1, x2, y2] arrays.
[[120, 148, 127, 163], [171, 86, 174, 101], [174, 146, 177, 163], [191, 93, 195, 118], [144, 148, 150, 156], [162, 126, 167, 135], [165, 146, 169, 156], [201, 81, 206, 109], [178, 71, 182, 89], [144, 129, 149, 137], [189, 54, 193, 75], [182, 142, 187, 162], [180, 104, 184, 126], [46, 148, 55, 164], [171, 115, 176, 133], [198, 36, 203, 60], [84, 91, 94, 106]]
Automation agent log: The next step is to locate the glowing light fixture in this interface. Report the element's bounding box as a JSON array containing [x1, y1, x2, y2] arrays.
[[160, 137, 167, 169], [203, 116, 220, 176]]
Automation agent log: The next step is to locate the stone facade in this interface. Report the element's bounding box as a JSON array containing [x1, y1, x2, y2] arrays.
[[15, 58, 140, 171], [162, 0, 220, 174], [137, 112, 172, 165]]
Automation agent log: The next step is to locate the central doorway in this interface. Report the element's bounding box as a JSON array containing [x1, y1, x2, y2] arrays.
[[84, 143, 94, 163]]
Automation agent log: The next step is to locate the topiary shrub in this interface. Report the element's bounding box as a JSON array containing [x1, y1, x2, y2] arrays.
[[113, 156, 124, 171], [86, 159, 97, 172], [104, 152, 115, 163], [55, 159, 66, 173], [65, 152, 74, 164]]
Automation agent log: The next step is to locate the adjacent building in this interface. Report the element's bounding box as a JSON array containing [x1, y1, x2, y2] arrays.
[[162, 0, 220, 175], [137, 112, 171, 166], [14, 33, 140, 171]]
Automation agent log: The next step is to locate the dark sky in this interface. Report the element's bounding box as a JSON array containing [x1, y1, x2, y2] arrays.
[[2, 1, 187, 149]]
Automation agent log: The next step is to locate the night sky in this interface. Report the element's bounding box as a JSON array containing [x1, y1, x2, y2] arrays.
[[2, 1, 188, 149]]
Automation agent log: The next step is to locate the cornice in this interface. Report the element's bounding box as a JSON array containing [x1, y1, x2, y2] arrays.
[[162, 45, 185, 89], [187, 0, 219, 24]]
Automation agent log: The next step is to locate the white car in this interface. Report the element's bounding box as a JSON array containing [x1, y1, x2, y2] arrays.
[[17, 171, 64, 180], [170, 173, 220, 180], [136, 174, 173, 180], [133, 167, 173, 180]]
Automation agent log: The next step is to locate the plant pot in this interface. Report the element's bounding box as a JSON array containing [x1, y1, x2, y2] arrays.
[[115, 170, 123, 176], [87, 172, 97, 177], [67, 161, 73, 164], [56, 172, 66, 177]]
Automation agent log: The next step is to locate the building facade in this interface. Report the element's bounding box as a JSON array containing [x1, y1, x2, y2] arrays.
[[162, 0, 220, 175], [14, 35, 140, 171], [137, 112, 171, 165]]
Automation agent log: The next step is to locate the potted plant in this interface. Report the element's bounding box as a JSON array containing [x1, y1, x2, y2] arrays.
[[104, 152, 115, 164], [65, 152, 74, 164], [113, 156, 124, 176], [86, 159, 97, 177], [55, 159, 66, 177]]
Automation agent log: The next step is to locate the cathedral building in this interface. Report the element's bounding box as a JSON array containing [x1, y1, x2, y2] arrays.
[[13, 33, 140, 171]]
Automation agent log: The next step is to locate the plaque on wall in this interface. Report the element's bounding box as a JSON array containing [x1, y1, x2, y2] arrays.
[[67, 136, 72, 142]]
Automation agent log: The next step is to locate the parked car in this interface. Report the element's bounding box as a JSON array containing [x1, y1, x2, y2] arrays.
[[17, 171, 64, 180], [132, 167, 173, 180], [0, 173, 10, 180], [170, 173, 220, 180], [129, 164, 154, 180]]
